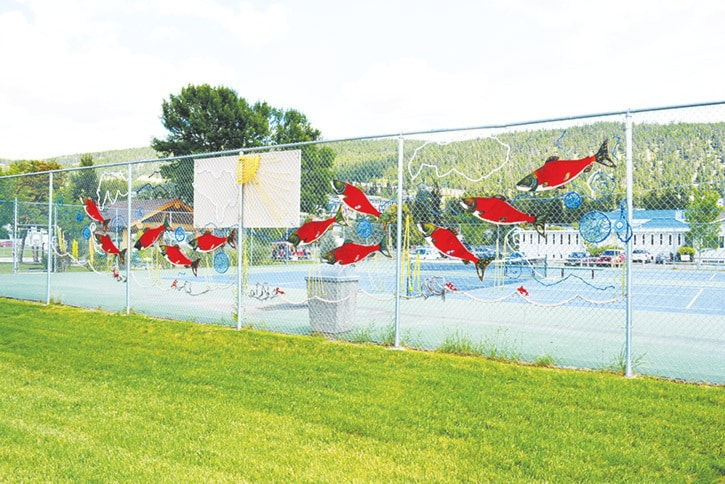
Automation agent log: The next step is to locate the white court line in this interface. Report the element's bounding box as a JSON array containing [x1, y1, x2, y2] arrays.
[[686, 288, 704, 309], [710, 272, 716, 281]]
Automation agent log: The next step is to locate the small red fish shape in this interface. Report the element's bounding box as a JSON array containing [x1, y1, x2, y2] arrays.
[[418, 223, 494, 281], [332, 180, 382, 218], [94, 232, 127, 265], [159, 244, 201, 276], [460, 195, 546, 236], [134, 217, 170, 250], [84, 198, 110, 231], [275, 287, 285, 295], [287, 206, 346, 248], [321, 238, 391, 265], [444, 281, 457, 292], [188, 228, 237, 252], [517, 285, 529, 297], [516, 139, 615, 192]]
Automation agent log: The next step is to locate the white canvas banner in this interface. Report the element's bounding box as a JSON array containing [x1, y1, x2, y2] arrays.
[[193, 150, 301, 228]]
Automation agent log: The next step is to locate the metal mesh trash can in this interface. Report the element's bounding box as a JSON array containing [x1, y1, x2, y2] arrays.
[[305, 266, 359, 334]]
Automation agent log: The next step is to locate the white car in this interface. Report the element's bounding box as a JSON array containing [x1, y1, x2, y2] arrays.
[[631, 249, 652, 263]]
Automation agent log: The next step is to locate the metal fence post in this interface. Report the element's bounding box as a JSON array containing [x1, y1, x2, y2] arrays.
[[126, 162, 132, 314], [13, 197, 18, 274], [625, 111, 634, 377], [46, 172, 53, 304], [236, 167, 244, 331], [394, 135, 404, 348]]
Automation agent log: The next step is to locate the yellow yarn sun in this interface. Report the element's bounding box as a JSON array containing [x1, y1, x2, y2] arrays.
[[237, 154, 261, 185]]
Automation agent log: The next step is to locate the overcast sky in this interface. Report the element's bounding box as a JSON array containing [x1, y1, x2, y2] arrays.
[[1, 0, 723, 160]]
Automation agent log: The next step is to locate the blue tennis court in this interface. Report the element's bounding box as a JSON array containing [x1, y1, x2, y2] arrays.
[[1, 257, 723, 383], [187, 260, 725, 317]]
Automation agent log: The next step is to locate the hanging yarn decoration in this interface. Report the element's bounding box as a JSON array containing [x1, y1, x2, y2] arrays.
[[614, 199, 633, 243], [587, 172, 615, 198]]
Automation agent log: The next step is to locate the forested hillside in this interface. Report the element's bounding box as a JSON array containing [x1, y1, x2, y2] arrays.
[[50, 147, 159, 167], [329, 121, 725, 210], [3, 121, 723, 212]]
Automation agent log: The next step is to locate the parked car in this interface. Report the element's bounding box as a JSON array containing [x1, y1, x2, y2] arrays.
[[596, 249, 625, 266], [271, 241, 311, 261], [505, 251, 526, 265], [655, 251, 673, 264], [564, 251, 589, 266], [631, 249, 653, 263], [410, 247, 439, 260], [0, 240, 12, 247]]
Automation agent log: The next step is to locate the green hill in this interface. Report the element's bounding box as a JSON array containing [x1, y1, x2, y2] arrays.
[[330, 121, 725, 207], [49, 146, 159, 167], [3, 121, 723, 210]]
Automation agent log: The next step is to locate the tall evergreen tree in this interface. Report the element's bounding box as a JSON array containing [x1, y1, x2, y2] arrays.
[[685, 187, 722, 251], [151, 84, 332, 213], [67, 154, 99, 203]]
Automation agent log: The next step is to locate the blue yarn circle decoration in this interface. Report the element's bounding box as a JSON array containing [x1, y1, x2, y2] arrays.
[[174, 226, 186, 242], [579, 211, 611, 243], [356, 219, 374, 238], [213, 251, 230, 274], [563, 191, 583, 210]]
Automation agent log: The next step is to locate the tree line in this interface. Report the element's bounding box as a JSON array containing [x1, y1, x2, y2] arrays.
[[1, 88, 723, 251]]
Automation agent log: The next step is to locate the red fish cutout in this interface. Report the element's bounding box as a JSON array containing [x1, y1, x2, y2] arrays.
[[517, 286, 529, 297], [516, 139, 615, 192], [134, 217, 170, 250], [112, 269, 125, 282], [332, 180, 382, 218], [460, 195, 546, 236], [418, 223, 494, 281], [94, 232, 127, 265], [188, 228, 237, 252], [321, 238, 391, 266], [287, 206, 346, 248], [160, 244, 201, 276], [84, 198, 110, 231]]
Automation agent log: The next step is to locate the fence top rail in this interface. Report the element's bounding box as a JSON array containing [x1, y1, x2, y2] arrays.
[[1, 100, 723, 181]]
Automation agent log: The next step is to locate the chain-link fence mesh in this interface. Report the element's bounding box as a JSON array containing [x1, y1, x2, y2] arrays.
[[0, 103, 723, 384], [397, 117, 630, 375], [0, 173, 52, 302], [628, 105, 725, 382]]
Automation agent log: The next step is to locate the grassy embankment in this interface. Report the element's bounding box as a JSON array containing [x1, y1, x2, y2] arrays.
[[0, 298, 722, 481]]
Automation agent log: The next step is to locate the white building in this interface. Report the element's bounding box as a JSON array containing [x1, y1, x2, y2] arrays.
[[518, 209, 696, 261]]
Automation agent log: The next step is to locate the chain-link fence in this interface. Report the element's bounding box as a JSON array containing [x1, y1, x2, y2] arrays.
[[1, 102, 724, 384]]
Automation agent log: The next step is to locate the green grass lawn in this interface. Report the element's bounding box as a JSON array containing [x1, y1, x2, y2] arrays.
[[0, 298, 723, 481]]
